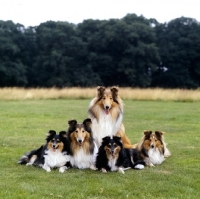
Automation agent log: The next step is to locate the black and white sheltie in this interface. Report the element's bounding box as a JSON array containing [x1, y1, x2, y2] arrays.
[[67, 118, 98, 170], [136, 130, 171, 166], [18, 130, 71, 173], [95, 136, 145, 174]]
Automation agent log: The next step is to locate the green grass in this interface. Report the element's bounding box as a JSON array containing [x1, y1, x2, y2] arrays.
[[0, 99, 200, 199]]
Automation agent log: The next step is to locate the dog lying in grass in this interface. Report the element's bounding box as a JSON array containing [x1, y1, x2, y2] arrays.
[[95, 136, 145, 174], [135, 130, 171, 166], [18, 130, 71, 173]]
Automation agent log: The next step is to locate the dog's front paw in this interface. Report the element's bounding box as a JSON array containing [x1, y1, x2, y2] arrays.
[[59, 166, 67, 173], [90, 165, 97, 170], [149, 163, 155, 167], [43, 165, 51, 172], [118, 167, 125, 174], [101, 168, 107, 173]]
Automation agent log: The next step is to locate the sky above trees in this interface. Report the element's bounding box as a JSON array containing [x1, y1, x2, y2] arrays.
[[0, 0, 200, 27]]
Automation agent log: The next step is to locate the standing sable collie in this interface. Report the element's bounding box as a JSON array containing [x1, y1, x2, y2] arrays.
[[67, 118, 98, 170], [18, 130, 71, 173], [88, 86, 134, 149], [96, 136, 145, 174], [136, 130, 171, 166]]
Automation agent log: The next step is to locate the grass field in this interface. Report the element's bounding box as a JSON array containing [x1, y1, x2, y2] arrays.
[[0, 98, 200, 199]]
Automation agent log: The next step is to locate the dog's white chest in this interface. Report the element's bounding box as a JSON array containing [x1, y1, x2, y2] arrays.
[[44, 150, 70, 168], [108, 158, 118, 171], [71, 148, 94, 169], [92, 112, 122, 147], [148, 148, 165, 165]]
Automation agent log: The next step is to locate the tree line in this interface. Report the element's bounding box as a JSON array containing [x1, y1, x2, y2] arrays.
[[0, 14, 200, 88]]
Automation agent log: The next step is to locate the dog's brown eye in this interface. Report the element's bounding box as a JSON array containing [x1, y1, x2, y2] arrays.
[[82, 130, 85, 133], [75, 130, 78, 133], [110, 97, 112, 100]]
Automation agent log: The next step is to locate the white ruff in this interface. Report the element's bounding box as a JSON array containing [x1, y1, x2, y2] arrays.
[[70, 142, 98, 169], [90, 109, 123, 148], [43, 150, 70, 168], [148, 148, 165, 165], [108, 157, 118, 171]]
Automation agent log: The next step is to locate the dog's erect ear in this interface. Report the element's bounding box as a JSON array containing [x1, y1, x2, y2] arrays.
[[102, 136, 111, 143], [59, 131, 67, 138], [68, 119, 77, 128], [83, 118, 92, 128], [155, 131, 163, 139], [47, 130, 56, 136], [46, 130, 56, 140], [144, 130, 152, 137], [97, 86, 105, 98], [113, 136, 121, 142], [110, 86, 119, 100]]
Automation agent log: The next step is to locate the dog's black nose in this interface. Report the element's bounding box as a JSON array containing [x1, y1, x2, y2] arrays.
[[151, 145, 154, 148], [53, 144, 56, 148], [106, 106, 109, 110], [78, 140, 82, 143]]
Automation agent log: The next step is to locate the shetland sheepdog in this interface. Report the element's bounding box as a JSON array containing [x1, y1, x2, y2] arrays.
[[18, 130, 71, 173], [88, 86, 134, 149], [95, 136, 145, 174], [136, 130, 171, 166], [67, 118, 98, 170]]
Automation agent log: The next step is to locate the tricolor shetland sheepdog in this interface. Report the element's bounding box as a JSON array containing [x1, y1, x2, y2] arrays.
[[18, 130, 71, 173], [67, 118, 98, 170], [95, 136, 145, 174], [88, 86, 134, 149], [136, 130, 171, 166]]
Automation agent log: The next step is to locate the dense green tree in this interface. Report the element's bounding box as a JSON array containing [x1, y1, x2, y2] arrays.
[[0, 21, 27, 86], [78, 15, 160, 87], [31, 21, 101, 87], [0, 16, 200, 88], [153, 17, 200, 88]]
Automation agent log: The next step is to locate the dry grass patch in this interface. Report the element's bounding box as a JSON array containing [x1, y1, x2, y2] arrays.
[[0, 87, 200, 101]]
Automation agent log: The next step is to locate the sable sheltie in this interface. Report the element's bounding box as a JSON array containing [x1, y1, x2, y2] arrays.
[[67, 118, 98, 170], [18, 130, 71, 173], [88, 86, 134, 149], [95, 136, 145, 174], [136, 130, 171, 166]]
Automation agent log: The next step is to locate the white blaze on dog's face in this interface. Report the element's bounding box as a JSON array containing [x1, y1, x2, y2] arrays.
[[149, 135, 157, 149], [101, 90, 113, 115]]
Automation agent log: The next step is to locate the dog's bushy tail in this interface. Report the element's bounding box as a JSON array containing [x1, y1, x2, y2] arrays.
[[17, 145, 44, 166]]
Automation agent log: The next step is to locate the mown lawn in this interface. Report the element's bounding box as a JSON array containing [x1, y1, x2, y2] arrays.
[[0, 99, 200, 199]]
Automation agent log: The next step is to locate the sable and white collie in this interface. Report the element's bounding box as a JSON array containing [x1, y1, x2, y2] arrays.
[[88, 86, 134, 149], [18, 130, 71, 173], [95, 136, 145, 174], [136, 130, 171, 166], [67, 118, 98, 170]]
